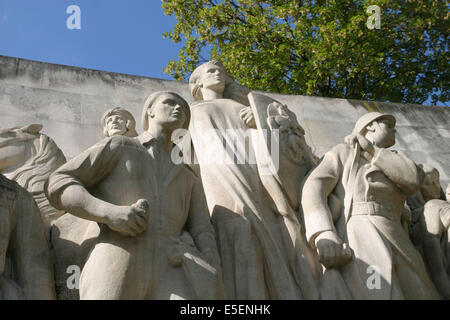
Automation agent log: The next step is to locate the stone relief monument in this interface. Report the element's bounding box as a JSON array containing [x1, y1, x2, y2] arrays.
[[47, 91, 223, 299], [301, 112, 439, 299], [187, 61, 350, 299], [0, 55, 448, 300], [0, 174, 56, 299], [248, 92, 350, 299], [187, 61, 307, 299]]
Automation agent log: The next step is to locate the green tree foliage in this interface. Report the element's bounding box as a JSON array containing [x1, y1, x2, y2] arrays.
[[162, 0, 448, 105]]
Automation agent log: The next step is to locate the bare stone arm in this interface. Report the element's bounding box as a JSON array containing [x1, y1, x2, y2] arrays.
[[47, 137, 148, 237], [58, 185, 148, 236]]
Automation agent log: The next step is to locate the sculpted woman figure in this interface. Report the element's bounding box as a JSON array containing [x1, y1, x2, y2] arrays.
[[188, 61, 319, 299]]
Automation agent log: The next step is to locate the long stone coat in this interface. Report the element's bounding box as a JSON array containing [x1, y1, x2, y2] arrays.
[[47, 134, 222, 300], [302, 143, 439, 299]]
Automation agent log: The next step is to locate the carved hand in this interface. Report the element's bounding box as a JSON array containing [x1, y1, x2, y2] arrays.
[[106, 199, 149, 236], [201, 247, 222, 271], [167, 245, 183, 267], [315, 231, 352, 268], [355, 133, 376, 160], [239, 106, 256, 129], [345, 133, 376, 162]]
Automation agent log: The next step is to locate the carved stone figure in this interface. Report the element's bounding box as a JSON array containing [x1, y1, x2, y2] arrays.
[[408, 164, 443, 213], [408, 167, 450, 299], [188, 60, 313, 299], [0, 174, 56, 299], [50, 106, 139, 299], [0, 124, 66, 229], [248, 93, 350, 299], [51, 107, 140, 299], [421, 195, 450, 299], [47, 91, 223, 300], [101, 107, 138, 137], [407, 164, 444, 248], [301, 112, 439, 299]]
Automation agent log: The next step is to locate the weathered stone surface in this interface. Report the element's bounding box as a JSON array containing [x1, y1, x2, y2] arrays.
[[100, 107, 138, 137], [302, 112, 440, 299], [407, 165, 450, 299], [0, 124, 66, 228], [0, 55, 449, 300], [1, 55, 447, 186], [47, 91, 223, 300], [186, 61, 332, 300], [0, 174, 56, 299]]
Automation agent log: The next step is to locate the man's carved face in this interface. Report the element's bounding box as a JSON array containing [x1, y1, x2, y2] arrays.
[[149, 93, 186, 130], [370, 119, 396, 148], [105, 114, 127, 137], [201, 66, 226, 93], [421, 170, 441, 201], [446, 184, 450, 202]]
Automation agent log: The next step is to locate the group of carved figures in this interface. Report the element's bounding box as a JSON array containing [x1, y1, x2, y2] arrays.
[[0, 61, 449, 300]]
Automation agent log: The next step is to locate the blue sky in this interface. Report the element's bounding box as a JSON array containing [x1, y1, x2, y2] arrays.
[[0, 1, 447, 106], [0, 0, 181, 80]]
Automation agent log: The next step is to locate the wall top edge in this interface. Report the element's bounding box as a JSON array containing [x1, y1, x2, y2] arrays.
[[0, 54, 447, 111]]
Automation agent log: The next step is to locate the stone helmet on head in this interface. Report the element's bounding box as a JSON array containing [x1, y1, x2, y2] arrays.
[[101, 107, 138, 137], [352, 112, 396, 135]]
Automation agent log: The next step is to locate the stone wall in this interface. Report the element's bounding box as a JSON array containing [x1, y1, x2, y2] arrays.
[[1, 55, 449, 186]]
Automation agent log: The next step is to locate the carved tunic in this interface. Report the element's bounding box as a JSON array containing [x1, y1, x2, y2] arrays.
[[47, 134, 220, 299], [302, 143, 439, 299], [0, 174, 55, 299]]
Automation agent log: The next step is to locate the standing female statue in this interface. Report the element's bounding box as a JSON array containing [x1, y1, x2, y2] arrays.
[[188, 61, 317, 299]]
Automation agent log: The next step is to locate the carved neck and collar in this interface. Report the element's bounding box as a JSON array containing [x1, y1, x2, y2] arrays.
[[200, 87, 224, 101], [138, 129, 174, 153]]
